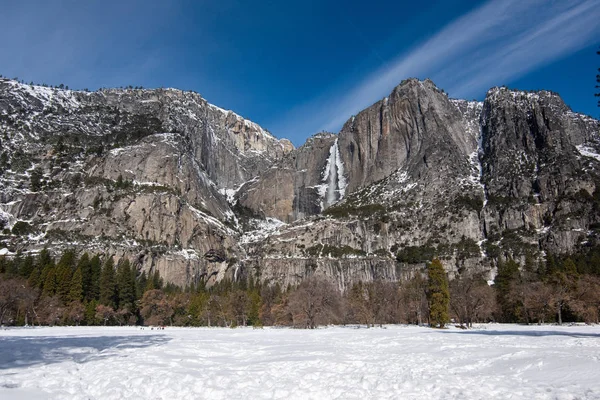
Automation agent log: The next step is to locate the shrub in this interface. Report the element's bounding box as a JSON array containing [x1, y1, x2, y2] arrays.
[[324, 203, 386, 219], [454, 195, 483, 212], [396, 245, 436, 264], [11, 221, 34, 236], [455, 237, 480, 260]]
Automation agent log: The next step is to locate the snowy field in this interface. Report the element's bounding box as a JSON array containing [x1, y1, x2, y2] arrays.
[[1, 324, 599, 399]]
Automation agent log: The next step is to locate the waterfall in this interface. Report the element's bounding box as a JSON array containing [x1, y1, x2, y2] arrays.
[[478, 108, 488, 208], [477, 127, 487, 207], [320, 139, 347, 209]]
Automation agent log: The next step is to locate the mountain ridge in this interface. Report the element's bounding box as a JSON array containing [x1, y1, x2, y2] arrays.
[[1, 76, 599, 288]]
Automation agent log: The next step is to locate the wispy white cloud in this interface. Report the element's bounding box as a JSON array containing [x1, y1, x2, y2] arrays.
[[449, 0, 600, 97], [272, 0, 600, 142]]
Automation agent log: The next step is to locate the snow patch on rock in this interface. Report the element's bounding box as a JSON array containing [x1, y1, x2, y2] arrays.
[[241, 218, 286, 244], [576, 145, 600, 162]]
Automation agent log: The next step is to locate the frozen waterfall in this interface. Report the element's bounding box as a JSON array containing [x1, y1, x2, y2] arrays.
[[319, 139, 347, 210]]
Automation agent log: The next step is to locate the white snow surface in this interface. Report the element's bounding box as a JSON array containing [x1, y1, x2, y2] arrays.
[[1, 324, 599, 399]]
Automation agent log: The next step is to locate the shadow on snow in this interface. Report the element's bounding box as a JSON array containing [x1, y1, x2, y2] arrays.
[[0, 334, 171, 370], [438, 328, 600, 338]]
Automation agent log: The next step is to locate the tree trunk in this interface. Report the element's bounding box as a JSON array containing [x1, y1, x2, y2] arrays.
[[557, 302, 563, 325], [32, 306, 39, 326]]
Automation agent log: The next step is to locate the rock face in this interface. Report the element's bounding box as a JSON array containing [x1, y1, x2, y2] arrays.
[[1, 77, 599, 288], [237, 132, 339, 222], [480, 88, 600, 255], [0, 79, 292, 286], [338, 79, 477, 193]]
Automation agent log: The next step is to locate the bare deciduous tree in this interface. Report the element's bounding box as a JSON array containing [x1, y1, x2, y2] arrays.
[[203, 294, 227, 327], [288, 276, 342, 329], [518, 281, 554, 324], [139, 289, 173, 326], [16, 284, 39, 326], [345, 281, 372, 326], [571, 275, 600, 324], [258, 284, 282, 326], [400, 274, 428, 326], [549, 266, 578, 325], [271, 292, 293, 326], [450, 272, 495, 327], [0, 278, 19, 325], [37, 296, 65, 326], [228, 289, 250, 327], [66, 301, 85, 326], [95, 304, 116, 326]]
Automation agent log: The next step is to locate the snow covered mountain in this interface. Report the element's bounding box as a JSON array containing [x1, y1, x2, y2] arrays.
[[1, 77, 599, 288], [0, 78, 292, 285]]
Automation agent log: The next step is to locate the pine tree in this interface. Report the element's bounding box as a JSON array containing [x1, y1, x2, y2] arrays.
[[130, 262, 138, 291], [69, 267, 84, 303], [247, 287, 261, 326], [78, 253, 92, 297], [99, 257, 117, 308], [427, 259, 449, 328], [523, 251, 538, 281], [38, 248, 54, 271], [144, 272, 155, 292], [39, 266, 51, 290], [145, 270, 163, 291], [19, 255, 35, 278], [7, 251, 22, 275], [28, 268, 41, 288], [153, 270, 163, 290], [57, 249, 76, 269], [55, 264, 73, 303], [137, 271, 148, 299], [89, 255, 102, 301], [495, 258, 521, 322], [0, 256, 8, 274], [563, 257, 579, 276], [42, 268, 57, 296], [116, 259, 135, 312], [545, 254, 559, 277], [84, 299, 98, 325]]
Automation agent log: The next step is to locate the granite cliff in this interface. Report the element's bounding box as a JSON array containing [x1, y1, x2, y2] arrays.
[[1, 77, 598, 288]]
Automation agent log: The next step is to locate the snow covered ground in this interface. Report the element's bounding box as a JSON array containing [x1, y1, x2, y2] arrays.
[[1, 324, 599, 399]]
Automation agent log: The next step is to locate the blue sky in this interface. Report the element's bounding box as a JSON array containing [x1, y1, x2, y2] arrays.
[[1, 0, 599, 146]]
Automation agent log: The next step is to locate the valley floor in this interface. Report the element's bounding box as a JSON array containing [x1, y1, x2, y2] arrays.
[[0, 324, 599, 399]]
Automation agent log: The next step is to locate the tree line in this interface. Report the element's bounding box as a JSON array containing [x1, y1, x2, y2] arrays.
[[0, 249, 599, 328], [0, 74, 147, 93]]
